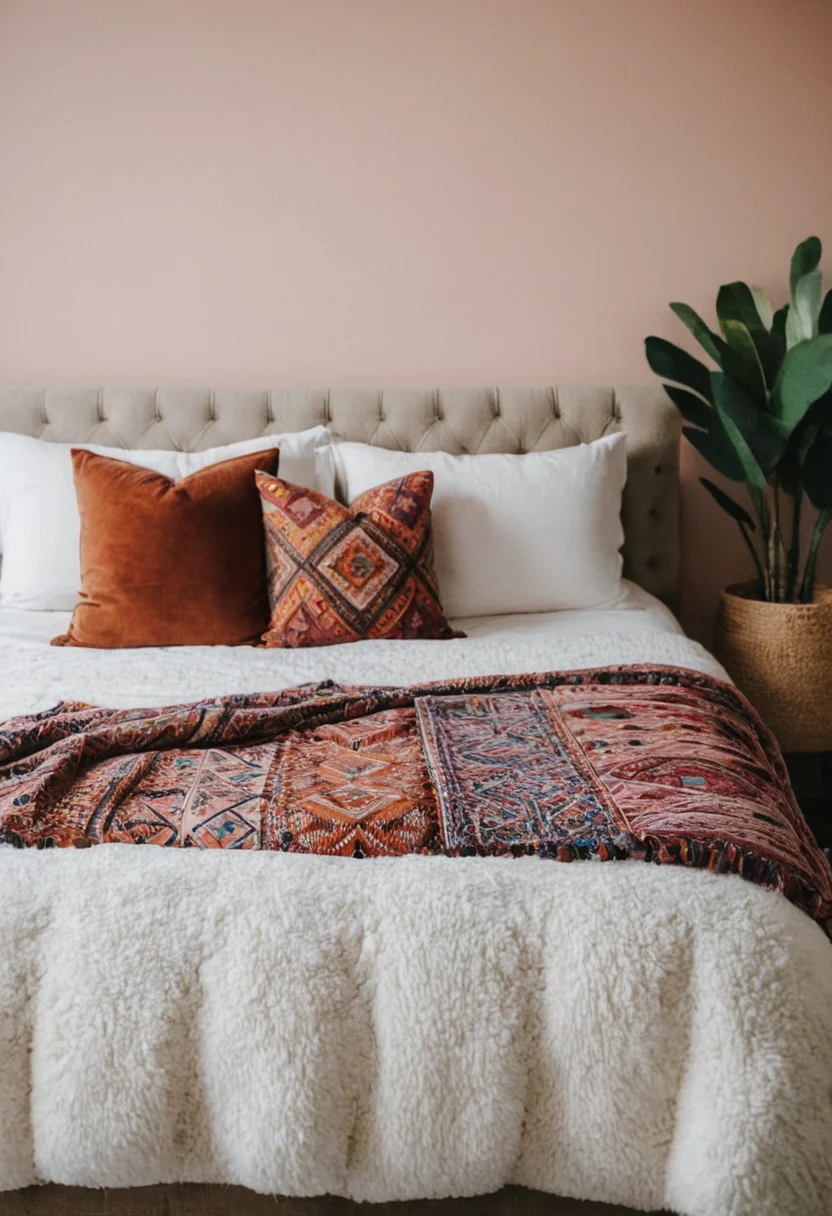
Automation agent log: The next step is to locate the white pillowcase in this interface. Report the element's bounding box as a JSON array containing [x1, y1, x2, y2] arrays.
[[0, 428, 334, 611], [329, 433, 627, 618]]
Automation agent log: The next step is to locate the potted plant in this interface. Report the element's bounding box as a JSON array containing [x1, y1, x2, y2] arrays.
[[645, 236, 832, 752]]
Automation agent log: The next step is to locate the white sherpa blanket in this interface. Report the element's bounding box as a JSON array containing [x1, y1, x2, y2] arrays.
[[0, 593, 830, 1214], [1, 850, 830, 1214]]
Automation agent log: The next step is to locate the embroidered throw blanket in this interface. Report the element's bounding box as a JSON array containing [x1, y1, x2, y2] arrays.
[[1, 665, 830, 922]]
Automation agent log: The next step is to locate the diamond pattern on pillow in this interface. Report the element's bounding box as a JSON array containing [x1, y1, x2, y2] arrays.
[[256, 471, 461, 648]]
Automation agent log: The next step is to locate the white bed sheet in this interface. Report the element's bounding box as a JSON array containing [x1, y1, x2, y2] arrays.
[[0, 580, 723, 719]]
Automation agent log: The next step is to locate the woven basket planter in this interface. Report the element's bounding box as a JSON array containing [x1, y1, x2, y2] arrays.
[[715, 582, 832, 753]]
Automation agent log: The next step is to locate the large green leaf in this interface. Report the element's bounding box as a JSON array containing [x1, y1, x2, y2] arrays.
[[699, 477, 756, 528], [785, 404, 826, 493], [749, 286, 774, 330], [801, 425, 832, 510], [766, 305, 789, 377], [808, 387, 832, 427], [772, 304, 789, 343], [716, 282, 783, 386], [669, 302, 725, 365], [662, 384, 712, 430], [773, 334, 832, 431], [682, 425, 744, 481], [819, 289, 832, 335], [645, 336, 713, 401], [790, 235, 822, 293], [720, 319, 768, 404], [716, 281, 770, 340], [786, 236, 823, 348], [711, 372, 782, 487]]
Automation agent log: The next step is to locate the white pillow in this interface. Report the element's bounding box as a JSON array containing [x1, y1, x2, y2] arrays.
[[0, 428, 334, 611], [329, 433, 627, 618]]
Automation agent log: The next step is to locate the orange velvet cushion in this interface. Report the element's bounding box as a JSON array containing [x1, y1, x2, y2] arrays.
[[52, 448, 278, 648], [257, 470, 460, 648]]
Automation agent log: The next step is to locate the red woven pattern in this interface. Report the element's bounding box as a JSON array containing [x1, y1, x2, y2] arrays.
[[265, 710, 438, 856], [1, 667, 829, 922], [257, 471, 459, 647]]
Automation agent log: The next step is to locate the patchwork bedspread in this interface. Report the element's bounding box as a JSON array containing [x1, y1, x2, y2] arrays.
[[2, 665, 830, 923]]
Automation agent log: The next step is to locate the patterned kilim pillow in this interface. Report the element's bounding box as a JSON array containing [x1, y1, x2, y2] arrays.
[[256, 470, 461, 647]]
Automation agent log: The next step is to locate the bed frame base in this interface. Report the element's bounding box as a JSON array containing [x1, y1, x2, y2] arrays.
[[0, 1185, 664, 1216]]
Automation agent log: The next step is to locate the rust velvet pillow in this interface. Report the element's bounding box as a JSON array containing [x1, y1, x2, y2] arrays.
[[52, 448, 279, 648], [256, 470, 460, 648]]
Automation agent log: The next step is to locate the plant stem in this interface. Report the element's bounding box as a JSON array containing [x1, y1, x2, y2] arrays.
[[737, 521, 766, 598], [786, 487, 803, 602], [771, 482, 788, 602], [749, 486, 773, 600], [799, 508, 832, 603]]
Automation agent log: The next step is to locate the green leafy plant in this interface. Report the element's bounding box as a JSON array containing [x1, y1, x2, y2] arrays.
[[645, 236, 832, 603]]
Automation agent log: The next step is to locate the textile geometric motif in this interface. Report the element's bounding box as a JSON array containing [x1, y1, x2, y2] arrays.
[[256, 471, 460, 648], [265, 709, 438, 856], [1, 667, 830, 923], [555, 678, 826, 902], [2, 740, 270, 849], [417, 689, 630, 857]]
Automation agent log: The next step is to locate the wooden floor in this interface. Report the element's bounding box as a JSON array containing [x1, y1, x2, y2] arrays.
[[0, 1186, 666, 1216]]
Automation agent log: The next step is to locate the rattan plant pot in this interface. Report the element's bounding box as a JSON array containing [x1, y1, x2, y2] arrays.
[[715, 582, 832, 753]]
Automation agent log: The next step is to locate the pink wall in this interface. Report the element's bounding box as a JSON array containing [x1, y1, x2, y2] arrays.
[[1, 0, 831, 642]]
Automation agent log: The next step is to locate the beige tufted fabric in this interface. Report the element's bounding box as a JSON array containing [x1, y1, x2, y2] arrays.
[[0, 385, 680, 601]]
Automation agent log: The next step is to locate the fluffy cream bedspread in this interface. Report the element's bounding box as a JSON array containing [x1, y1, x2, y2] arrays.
[[0, 595, 830, 1214], [0, 849, 830, 1214]]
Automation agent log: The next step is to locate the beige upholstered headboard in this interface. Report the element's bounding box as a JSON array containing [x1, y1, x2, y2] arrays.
[[0, 384, 680, 601]]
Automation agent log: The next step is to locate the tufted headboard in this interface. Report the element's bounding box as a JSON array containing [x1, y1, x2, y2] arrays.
[[0, 384, 680, 601]]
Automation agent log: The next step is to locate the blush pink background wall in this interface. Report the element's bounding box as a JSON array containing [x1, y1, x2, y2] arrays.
[[1, 0, 831, 642]]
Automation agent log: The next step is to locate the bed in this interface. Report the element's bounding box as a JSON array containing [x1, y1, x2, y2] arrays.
[[0, 385, 830, 1216]]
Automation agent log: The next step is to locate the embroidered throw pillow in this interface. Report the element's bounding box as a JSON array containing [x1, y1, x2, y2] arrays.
[[256, 470, 460, 647], [52, 448, 279, 648]]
